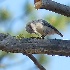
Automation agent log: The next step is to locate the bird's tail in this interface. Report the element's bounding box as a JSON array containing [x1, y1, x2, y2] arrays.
[[56, 31, 63, 37]]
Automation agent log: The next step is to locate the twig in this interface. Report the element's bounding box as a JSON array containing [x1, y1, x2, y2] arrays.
[[34, 0, 70, 17], [24, 53, 46, 70]]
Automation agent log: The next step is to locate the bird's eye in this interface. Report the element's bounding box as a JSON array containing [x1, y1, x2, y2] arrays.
[[28, 24, 31, 28]]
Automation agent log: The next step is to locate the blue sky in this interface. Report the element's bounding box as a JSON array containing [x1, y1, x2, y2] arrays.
[[0, 0, 70, 70]]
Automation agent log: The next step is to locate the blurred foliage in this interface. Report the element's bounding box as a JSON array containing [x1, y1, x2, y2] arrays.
[[45, 15, 70, 30], [0, 50, 16, 69], [0, 0, 70, 70], [23, 0, 37, 21], [0, 51, 15, 61], [35, 54, 49, 65], [0, 9, 11, 22], [24, 1, 34, 16]]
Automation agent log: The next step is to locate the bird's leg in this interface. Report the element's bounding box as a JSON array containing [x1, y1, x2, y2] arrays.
[[33, 31, 41, 39], [41, 35, 45, 39], [34, 33, 41, 39]]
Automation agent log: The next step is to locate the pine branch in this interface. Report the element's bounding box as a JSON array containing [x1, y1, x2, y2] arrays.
[[0, 33, 70, 56], [34, 0, 70, 17]]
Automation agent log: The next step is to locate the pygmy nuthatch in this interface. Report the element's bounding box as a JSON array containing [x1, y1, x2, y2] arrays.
[[26, 19, 63, 39]]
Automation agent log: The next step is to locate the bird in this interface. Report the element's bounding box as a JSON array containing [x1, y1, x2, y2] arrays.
[[26, 19, 63, 39]]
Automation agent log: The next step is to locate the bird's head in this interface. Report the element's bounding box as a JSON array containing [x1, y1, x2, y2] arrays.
[[26, 22, 35, 33]]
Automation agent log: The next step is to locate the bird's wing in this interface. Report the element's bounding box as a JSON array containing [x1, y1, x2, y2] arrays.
[[42, 20, 63, 37]]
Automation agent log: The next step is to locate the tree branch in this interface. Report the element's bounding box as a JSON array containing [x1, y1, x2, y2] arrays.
[[34, 0, 70, 17], [0, 33, 70, 56], [25, 53, 46, 70]]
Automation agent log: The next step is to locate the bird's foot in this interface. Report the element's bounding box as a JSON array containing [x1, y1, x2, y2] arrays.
[[41, 35, 45, 39]]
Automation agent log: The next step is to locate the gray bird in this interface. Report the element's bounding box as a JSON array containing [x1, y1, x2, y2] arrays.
[[26, 19, 63, 39]]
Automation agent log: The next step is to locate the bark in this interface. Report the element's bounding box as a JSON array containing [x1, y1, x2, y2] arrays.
[[34, 0, 70, 17], [0, 33, 70, 56]]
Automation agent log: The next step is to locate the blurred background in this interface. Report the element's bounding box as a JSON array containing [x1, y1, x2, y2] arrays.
[[0, 0, 70, 70]]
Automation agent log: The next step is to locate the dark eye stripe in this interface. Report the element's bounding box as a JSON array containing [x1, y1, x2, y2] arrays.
[[28, 25, 31, 28]]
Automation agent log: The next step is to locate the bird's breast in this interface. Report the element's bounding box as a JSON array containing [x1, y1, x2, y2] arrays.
[[35, 23, 45, 35]]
